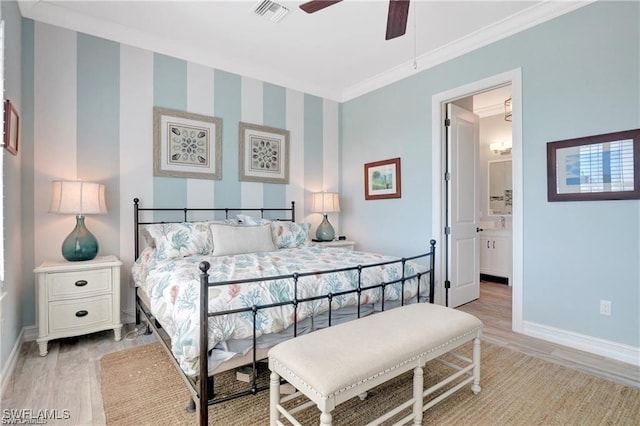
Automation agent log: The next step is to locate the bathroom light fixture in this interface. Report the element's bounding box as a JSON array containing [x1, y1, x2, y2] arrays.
[[311, 192, 340, 242], [49, 180, 107, 261], [490, 141, 512, 155], [504, 97, 512, 122]]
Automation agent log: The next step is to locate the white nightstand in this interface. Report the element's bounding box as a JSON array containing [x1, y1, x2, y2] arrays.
[[34, 255, 123, 356], [314, 240, 357, 251]]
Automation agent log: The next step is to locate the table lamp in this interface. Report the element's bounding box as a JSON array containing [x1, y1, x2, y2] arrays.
[[311, 192, 340, 242], [49, 180, 107, 261]]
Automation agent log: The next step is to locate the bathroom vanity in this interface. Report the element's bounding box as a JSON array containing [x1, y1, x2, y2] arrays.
[[479, 228, 512, 284]]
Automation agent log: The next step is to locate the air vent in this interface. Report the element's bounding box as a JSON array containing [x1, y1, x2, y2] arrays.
[[253, 0, 289, 23]]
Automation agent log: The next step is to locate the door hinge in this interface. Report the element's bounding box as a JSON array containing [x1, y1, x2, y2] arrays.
[[444, 171, 451, 181], [444, 280, 451, 289], [444, 118, 451, 127], [444, 226, 451, 235]]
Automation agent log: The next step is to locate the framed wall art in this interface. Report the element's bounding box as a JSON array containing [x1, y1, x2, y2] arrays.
[[153, 107, 222, 180], [238, 122, 290, 184], [364, 157, 402, 200], [547, 128, 639, 201], [3, 99, 19, 156]]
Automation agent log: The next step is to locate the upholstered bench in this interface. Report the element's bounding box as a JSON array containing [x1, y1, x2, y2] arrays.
[[268, 303, 483, 425]]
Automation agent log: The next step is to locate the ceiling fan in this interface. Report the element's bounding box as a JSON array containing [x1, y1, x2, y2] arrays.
[[299, 0, 410, 40]]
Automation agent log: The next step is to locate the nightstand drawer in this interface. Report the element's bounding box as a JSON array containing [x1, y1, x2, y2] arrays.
[[49, 295, 113, 332], [48, 269, 112, 300]]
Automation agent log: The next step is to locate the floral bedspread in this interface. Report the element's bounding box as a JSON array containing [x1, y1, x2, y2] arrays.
[[132, 245, 429, 376]]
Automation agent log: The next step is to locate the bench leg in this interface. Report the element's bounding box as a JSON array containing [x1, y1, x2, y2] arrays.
[[471, 337, 482, 394], [270, 372, 281, 425], [412, 365, 424, 425], [320, 412, 332, 426]]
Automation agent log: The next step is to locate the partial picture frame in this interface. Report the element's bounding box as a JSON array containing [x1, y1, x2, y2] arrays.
[[238, 122, 290, 184], [3, 99, 19, 156], [364, 157, 402, 200], [153, 107, 222, 180], [547, 128, 639, 202]]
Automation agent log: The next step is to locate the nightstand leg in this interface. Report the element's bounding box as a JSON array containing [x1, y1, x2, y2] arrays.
[[37, 339, 48, 357], [114, 326, 122, 342]]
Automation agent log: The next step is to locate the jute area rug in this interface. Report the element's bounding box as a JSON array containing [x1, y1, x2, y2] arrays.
[[100, 341, 639, 425]]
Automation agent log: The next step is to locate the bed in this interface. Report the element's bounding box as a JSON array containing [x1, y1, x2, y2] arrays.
[[131, 198, 436, 425]]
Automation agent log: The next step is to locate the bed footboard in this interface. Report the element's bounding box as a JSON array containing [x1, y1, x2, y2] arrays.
[[194, 240, 436, 425]]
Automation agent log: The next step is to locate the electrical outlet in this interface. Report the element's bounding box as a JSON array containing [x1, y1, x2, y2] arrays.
[[600, 300, 611, 316]]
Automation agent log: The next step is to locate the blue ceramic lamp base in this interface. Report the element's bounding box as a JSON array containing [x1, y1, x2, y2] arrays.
[[315, 214, 336, 242], [62, 215, 99, 261]]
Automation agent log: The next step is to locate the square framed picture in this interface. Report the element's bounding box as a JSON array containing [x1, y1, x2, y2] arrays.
[[364, 157, 401, 200], [3, 99, 19, 156], [153, 107, 222, 180], [238, 122, 290, 184]]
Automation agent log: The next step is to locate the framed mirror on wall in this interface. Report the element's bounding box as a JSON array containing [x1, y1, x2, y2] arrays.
[[488, 159, 513, 215]]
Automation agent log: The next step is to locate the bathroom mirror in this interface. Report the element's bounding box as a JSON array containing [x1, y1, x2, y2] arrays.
[[488, 159, 512, 215]]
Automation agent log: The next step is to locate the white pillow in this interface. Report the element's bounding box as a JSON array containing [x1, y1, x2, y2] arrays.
[[209, 223, 276, 256]]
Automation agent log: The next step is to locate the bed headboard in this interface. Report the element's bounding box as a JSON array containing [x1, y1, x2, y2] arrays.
[[133, 198, 296, 259]]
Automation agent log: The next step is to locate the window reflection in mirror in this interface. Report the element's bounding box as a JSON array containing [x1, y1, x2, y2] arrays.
[[488, 159, 512, 215]]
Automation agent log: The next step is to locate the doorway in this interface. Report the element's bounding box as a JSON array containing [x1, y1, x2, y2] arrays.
[[471, 86, 513, 288], [431, 69, 523, 333]]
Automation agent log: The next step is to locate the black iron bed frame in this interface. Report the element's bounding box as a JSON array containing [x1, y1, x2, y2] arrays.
[[133, 198, 437, 425]]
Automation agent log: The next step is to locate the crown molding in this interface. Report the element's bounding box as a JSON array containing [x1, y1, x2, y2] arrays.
[[474, 103, 505, 118], [19, 0, 594, 103], [17, 0, 341, 101], [339, 1, 595, 102]]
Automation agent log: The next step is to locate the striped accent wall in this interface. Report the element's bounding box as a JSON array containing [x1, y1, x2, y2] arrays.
[[24, 21, 340, 320]]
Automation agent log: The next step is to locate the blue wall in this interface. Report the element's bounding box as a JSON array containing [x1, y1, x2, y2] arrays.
[[342, 1, 639, 347], [2, 0, 638, 375], [16, 21, 340, 337], [1, 0, 24, 373]]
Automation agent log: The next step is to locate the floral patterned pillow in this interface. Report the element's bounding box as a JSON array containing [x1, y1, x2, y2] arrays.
[[270, 221, 311, 249], [142, 222, 213, 260]]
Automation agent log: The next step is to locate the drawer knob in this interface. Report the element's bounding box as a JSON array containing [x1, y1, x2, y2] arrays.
[[75, 280, 88, 287], [75, 310, 89, 318]]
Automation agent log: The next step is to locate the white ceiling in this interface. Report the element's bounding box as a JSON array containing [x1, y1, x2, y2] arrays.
[[18, 0, 592, 102]]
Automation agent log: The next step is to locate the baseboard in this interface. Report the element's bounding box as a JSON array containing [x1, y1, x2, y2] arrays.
[[121, 308, 136, 325], [0, 327, 25, 399], [479, 273, 509, 285], [523, 320, 640, 366], [23, 325, 38, 342]]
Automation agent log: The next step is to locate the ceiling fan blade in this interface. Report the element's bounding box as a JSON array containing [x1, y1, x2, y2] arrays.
[[299, 0, 343, 14], [385, 0, 410, 40]]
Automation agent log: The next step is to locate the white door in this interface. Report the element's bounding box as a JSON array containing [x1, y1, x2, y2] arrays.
[[446, 103, 480, 307]]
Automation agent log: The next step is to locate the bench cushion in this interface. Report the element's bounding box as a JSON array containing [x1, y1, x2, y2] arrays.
[[268, 303, 482, 399]]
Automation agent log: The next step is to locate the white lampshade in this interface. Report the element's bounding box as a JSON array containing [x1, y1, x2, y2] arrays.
[[49, 181, 107, 215], [311, 192, 340, 214]]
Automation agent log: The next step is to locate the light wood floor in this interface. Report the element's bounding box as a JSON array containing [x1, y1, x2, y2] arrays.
[[457, 281, 639, 388], [1, 324, 157, 425], [2, 284, 638, 424]]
